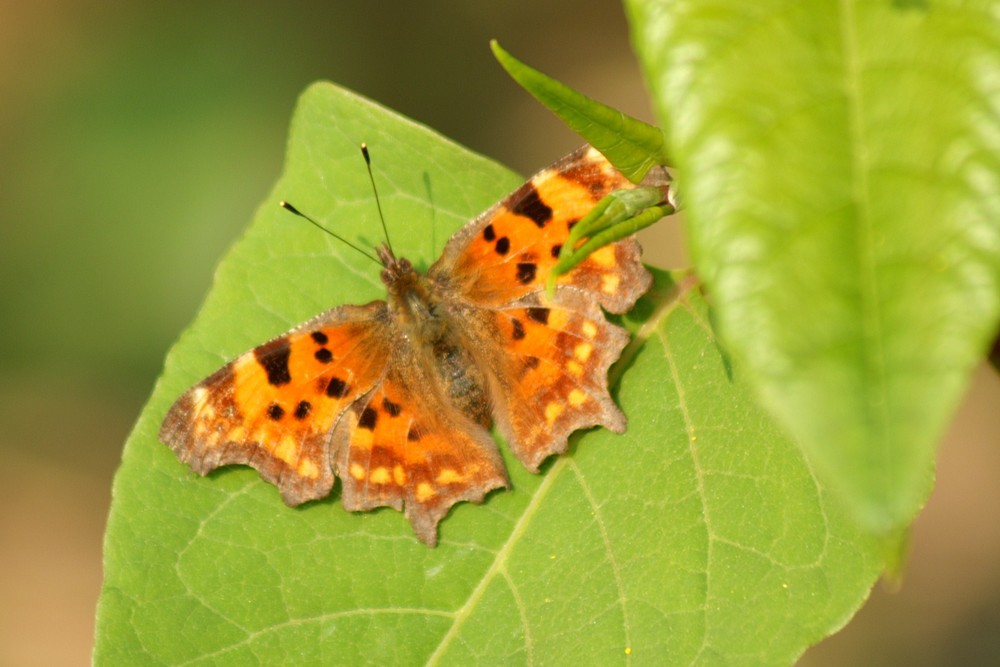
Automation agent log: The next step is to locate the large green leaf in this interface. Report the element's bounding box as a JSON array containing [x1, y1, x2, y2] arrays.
[[95, 83, 883, 665], [627, 0, 1000, 532]]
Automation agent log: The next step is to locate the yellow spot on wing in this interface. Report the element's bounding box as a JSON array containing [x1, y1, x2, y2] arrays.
[[370, 467, 390, 484], [197, 404, 215, 421], [566, 360, 583, 376], [393, 465, 406, 485], [273, 436, 297, 465], [416, 482, 435, 502], [574, 342, 593, 361], [297, 459, 319, 479], [191, 386, 208, 406], [581, 321, 597, 338], [353, 426, 373, 449], [601, 273, 620, 295], [591, 246, 617, 267], [436, 468, 463, 484], [350, 462, 365, 480], [568, 389, 587, 407], [545, 402, 564, 425]]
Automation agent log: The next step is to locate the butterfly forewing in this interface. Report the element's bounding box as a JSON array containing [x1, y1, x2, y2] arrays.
[[432, 145, 655, 313], [160, 304, 391, 505]]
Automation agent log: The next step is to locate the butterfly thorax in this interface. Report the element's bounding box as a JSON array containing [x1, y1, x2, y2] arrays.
[[378, 244, 492, 427]]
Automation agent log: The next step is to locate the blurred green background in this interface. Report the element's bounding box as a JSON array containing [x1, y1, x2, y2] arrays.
[[1, 2, 998, 665]]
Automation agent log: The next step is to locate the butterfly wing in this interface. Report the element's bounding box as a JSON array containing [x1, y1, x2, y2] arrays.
[[430, 145, 668, 470], [433, 145, 660, 313], [160, 303, 392, 505], [161, 300, 509, 546], [330, 365, 509, 546], [478, 292, 632, 470]]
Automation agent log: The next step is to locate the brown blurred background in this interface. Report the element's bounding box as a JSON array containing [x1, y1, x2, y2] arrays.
[[1, 2, 997, 665]]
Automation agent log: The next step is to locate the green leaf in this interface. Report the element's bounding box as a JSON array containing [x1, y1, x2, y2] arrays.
[[490, 40, 669, 182], [627, 0, 1000, 532], [95, 83, 884, 665]]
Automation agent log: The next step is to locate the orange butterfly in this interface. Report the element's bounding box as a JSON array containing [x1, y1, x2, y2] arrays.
[[160, 145, 671, 546]]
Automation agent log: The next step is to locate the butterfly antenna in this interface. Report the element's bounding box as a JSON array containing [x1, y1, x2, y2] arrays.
[[279, 201, 383, 266], [361, 143, 394, 255]]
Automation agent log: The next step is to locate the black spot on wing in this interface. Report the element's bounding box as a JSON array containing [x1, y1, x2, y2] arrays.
[[255, 338, 292, 386], [267, 403, 285, 420], [294, 400, 311, 420], [311, 331, 328, 345], [324, 376, 349, 398], [358, 406, 377, 430], [315, 348, 333, 363], [526, 307, 550, 325], [516, 263, 537, 285], [382, 397, 401, 416], [495, 237, 510, 255], [511, 319, 525, 340], [512, 185, 553, 227], [483, 224, 496, 242]]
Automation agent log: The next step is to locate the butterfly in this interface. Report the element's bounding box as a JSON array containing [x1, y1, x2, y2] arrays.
[[160, 145, 671, 546]]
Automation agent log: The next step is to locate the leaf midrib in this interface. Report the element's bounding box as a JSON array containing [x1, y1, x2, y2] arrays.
[[424, 273, 693, 665], [837, 0, 891, 476]]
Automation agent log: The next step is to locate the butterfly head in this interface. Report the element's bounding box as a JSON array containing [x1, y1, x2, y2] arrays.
[[377, 242, 424, 295], [376, 242, 441, 332], [377, 243, 413, 282]]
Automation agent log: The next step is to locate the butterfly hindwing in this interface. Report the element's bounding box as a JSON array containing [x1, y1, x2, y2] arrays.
[[331, 371, 509, 546], [461, 290, 631, 471]]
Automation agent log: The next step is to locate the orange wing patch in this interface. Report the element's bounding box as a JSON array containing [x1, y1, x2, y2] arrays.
[[159, 305, 390, 506]]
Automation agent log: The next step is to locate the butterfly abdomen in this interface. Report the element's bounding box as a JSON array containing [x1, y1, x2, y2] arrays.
[[429, 332, 492, 428]]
